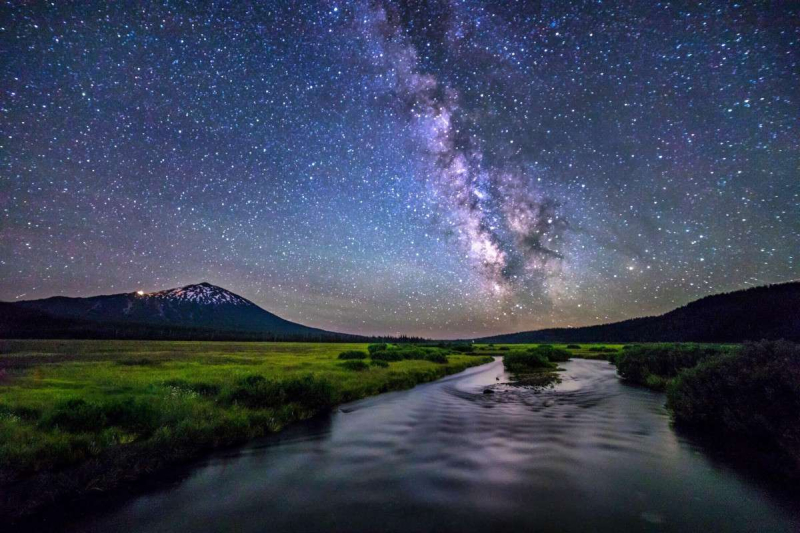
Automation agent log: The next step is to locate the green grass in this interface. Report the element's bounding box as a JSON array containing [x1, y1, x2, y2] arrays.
[[471, 342, 624, 360], [0, 340, 491, 488]]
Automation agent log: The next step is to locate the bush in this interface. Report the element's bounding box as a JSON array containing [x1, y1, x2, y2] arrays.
[[450, 344, 475, 353], [424, 352, 448, 364], [0, 404, 40, 421], [616, 344, 730, 388], [101, 398, 160, 434], [503, 351, 555, 373], [588, 346, 617, 353], [223, 377, 284, 409], [367, 343, 388, 355], [566, 344, 581, 349], [339, 360, 369, 371], [667, 340, 800, 475], [498, 347, 510, 351], [529, 346, 571, 362], [397, 347, 426, 360], [338, 350, 367, 360], [370, 350, 405, 362], [224, 374, 335, 411], [370, 359, 389, 368], [40, 399, 107, 433], [39, 398, 159, 435], [537, 344, 553, 348], [116, 358, 160, 366], [368, 345, 451, 363]]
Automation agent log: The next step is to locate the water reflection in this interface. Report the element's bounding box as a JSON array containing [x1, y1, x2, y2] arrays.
[[55, 358, 799, 533]]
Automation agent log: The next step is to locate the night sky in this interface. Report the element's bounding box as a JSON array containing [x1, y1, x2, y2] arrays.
[[2, 1, 798, 338]]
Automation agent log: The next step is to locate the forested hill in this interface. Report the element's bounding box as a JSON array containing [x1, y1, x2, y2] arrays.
[[477, 282, 800, 344]]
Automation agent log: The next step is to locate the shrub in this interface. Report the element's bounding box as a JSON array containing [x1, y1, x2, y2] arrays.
[[450, 344, 475, 353], [397, 347, 426, 360], [370, 350, 405, 362], [281, 375, 337, 410], [503, 351, 555, 373], [667, 340, 800, 476], [39, 398, 159, 435], [338, 350, 367, 360], [588, 346, 617, 353], [566, 344, 581, 349], [224, 374, 335, 411], [0, 403, 40, 421], [367, 343, 388, 355], [116, 358, 160, 366], [369, 346, 451, 363], [424, 352, 448, 364], [339, 360, 369, 371], [101, 398, 160, 434], [498, 347, 510, 351], [617, 344, 731, 388], [537, 344, 553, 348], [40, 399, 108, 433], [529, 346, 571, 362], [369, 359, 389, 368]]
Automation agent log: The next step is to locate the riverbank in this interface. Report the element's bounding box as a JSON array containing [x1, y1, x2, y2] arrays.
[[0, 340, 491, 522], [613, 341, 800, 480]]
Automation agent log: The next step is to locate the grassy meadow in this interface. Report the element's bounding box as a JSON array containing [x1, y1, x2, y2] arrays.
[[472, 342, 624, 360]]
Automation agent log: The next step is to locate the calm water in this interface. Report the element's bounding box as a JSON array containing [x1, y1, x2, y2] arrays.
[[58, 358, 798, 532]]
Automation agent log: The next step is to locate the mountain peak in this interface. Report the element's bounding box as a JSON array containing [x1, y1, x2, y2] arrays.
[[146, 283, 252, 306]]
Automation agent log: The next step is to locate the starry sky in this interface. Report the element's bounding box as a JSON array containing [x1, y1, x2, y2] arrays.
[[2, 1, 798, 338]]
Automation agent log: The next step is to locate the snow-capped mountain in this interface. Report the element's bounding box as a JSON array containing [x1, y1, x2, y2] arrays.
[[11, 282, 337, 338]]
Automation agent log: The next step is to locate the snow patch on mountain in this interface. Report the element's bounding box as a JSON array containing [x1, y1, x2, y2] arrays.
[[144, 283, 251, 306]]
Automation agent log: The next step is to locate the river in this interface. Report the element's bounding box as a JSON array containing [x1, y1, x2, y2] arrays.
[[58, 358, 798, 532]]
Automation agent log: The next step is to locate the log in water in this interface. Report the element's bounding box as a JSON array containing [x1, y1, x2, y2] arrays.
[[61, 358, 799, 532]]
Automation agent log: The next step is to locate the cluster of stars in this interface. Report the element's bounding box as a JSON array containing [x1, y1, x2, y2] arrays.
[[1, 1, 797, 338]]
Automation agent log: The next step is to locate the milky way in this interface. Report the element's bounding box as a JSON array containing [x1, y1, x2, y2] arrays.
[[1, 1, 798, 337], [358, 3, 568, 297]]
